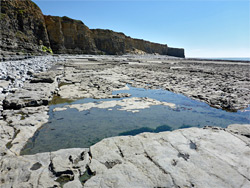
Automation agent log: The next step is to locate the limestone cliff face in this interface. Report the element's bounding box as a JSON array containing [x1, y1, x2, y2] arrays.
[[167, 47, 185, 58], [125, 37, 169, 55], [91, 29, 126, 55], [44, 15, 98, 54], [91, 29, 170, 55], [0, 0, 185, 57], [0, 0, 50, 53]]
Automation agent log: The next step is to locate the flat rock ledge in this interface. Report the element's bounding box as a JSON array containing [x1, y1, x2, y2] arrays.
[[0, 124, 250, 188], [1, 55, 250, 187]]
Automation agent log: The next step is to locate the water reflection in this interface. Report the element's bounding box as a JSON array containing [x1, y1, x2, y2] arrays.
[[21, 86, 250, 155]]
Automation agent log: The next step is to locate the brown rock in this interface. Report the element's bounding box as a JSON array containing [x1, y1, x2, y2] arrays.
[[0, 0, 50, 54], [91, 29, 185, 57], [44, 15, 98, 54], [0, 0, 185, 58]]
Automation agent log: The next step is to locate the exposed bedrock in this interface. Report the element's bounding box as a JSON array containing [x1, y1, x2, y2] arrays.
[[0, 125, 250, 188], [167, 47, 185, 58], [91, 29, 170, 56], [44, 16, 185, 57], [0, 55, 249, 187], [0, 0, 50, 54], [44, 15, 98, 55], [0, 0, 185, 58]]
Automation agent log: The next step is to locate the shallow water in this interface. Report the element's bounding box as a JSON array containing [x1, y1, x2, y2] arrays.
[[21, 86, 250, 155]]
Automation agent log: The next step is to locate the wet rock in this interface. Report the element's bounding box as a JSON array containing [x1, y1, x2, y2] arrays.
[[112, 93, 131, 98]]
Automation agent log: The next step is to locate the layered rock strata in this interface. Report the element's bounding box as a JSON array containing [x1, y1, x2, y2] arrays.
[[0, 0, 185, 57], [44, 16, 98, 54], [0, 0, 50, 53], [91, 29, 169, 55]]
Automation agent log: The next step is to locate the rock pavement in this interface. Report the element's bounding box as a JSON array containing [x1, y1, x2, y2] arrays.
[[0, 125, 250, 188], [0, 55, 250, 187]]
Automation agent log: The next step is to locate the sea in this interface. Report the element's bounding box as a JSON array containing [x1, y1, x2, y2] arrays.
[[191, 57, 250, 62]]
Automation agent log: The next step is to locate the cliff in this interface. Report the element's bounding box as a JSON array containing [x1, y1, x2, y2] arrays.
[[0, 0, 50, 54], [0, 0, 185, 58], [167, 47, 185, 57], [91, 29, 171, 55], [44, 15, 98, 54]]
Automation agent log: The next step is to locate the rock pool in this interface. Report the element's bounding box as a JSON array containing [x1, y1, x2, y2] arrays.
[[21, 86, 250, 155]]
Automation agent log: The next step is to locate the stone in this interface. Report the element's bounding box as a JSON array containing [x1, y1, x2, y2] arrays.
[[0, 55, 250, 188], [0, 148, 88, 188], [1, 125, 249, 188], [44, 15, 98, 55], [227, 124, 250, 136], [91, 29, 184, 57], [63, 179, 83, 188], [85, 126, 250, 188], [30, 71, 57, 83], [0, 0, 50, 54], [0, 0, 184, 57], [53, 97, 176, 112]]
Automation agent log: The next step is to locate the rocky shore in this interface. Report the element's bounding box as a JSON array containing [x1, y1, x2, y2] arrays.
[[0, 55, 250, 187]]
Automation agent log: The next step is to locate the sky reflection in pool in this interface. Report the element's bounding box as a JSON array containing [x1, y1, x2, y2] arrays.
[[21, 86, 250, 155]]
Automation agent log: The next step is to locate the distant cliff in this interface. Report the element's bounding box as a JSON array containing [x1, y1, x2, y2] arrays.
[[91, 29, 169, 55], [44, 17, 184, 57], [0, 0, 185, 58]]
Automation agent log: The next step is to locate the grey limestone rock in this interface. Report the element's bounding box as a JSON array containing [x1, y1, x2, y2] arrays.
[[0, 55, 250, 188], [0, 126, 249, 188], [84, 126, 250, 188]]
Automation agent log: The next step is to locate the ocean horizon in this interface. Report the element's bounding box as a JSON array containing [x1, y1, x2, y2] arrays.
[[189, 57, 250, 62]]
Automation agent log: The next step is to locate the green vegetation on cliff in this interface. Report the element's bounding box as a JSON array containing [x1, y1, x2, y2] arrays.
[[41, 45, 53, 54]]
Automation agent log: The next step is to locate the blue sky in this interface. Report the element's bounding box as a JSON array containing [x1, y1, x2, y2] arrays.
[[33, 0, 250, 58]]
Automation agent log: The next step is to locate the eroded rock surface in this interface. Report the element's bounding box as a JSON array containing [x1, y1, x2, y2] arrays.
[[0, 0, 184, 58], [0, 125, 250, 188], [0, 55, 249, 187], [57, 55, 250, 111], [44, 15, 98, 55], [0, 56, 64, 155], [85, 125, 250, 188]]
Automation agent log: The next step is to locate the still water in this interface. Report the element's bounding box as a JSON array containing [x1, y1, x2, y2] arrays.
[[21, 86, 250, 155]]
